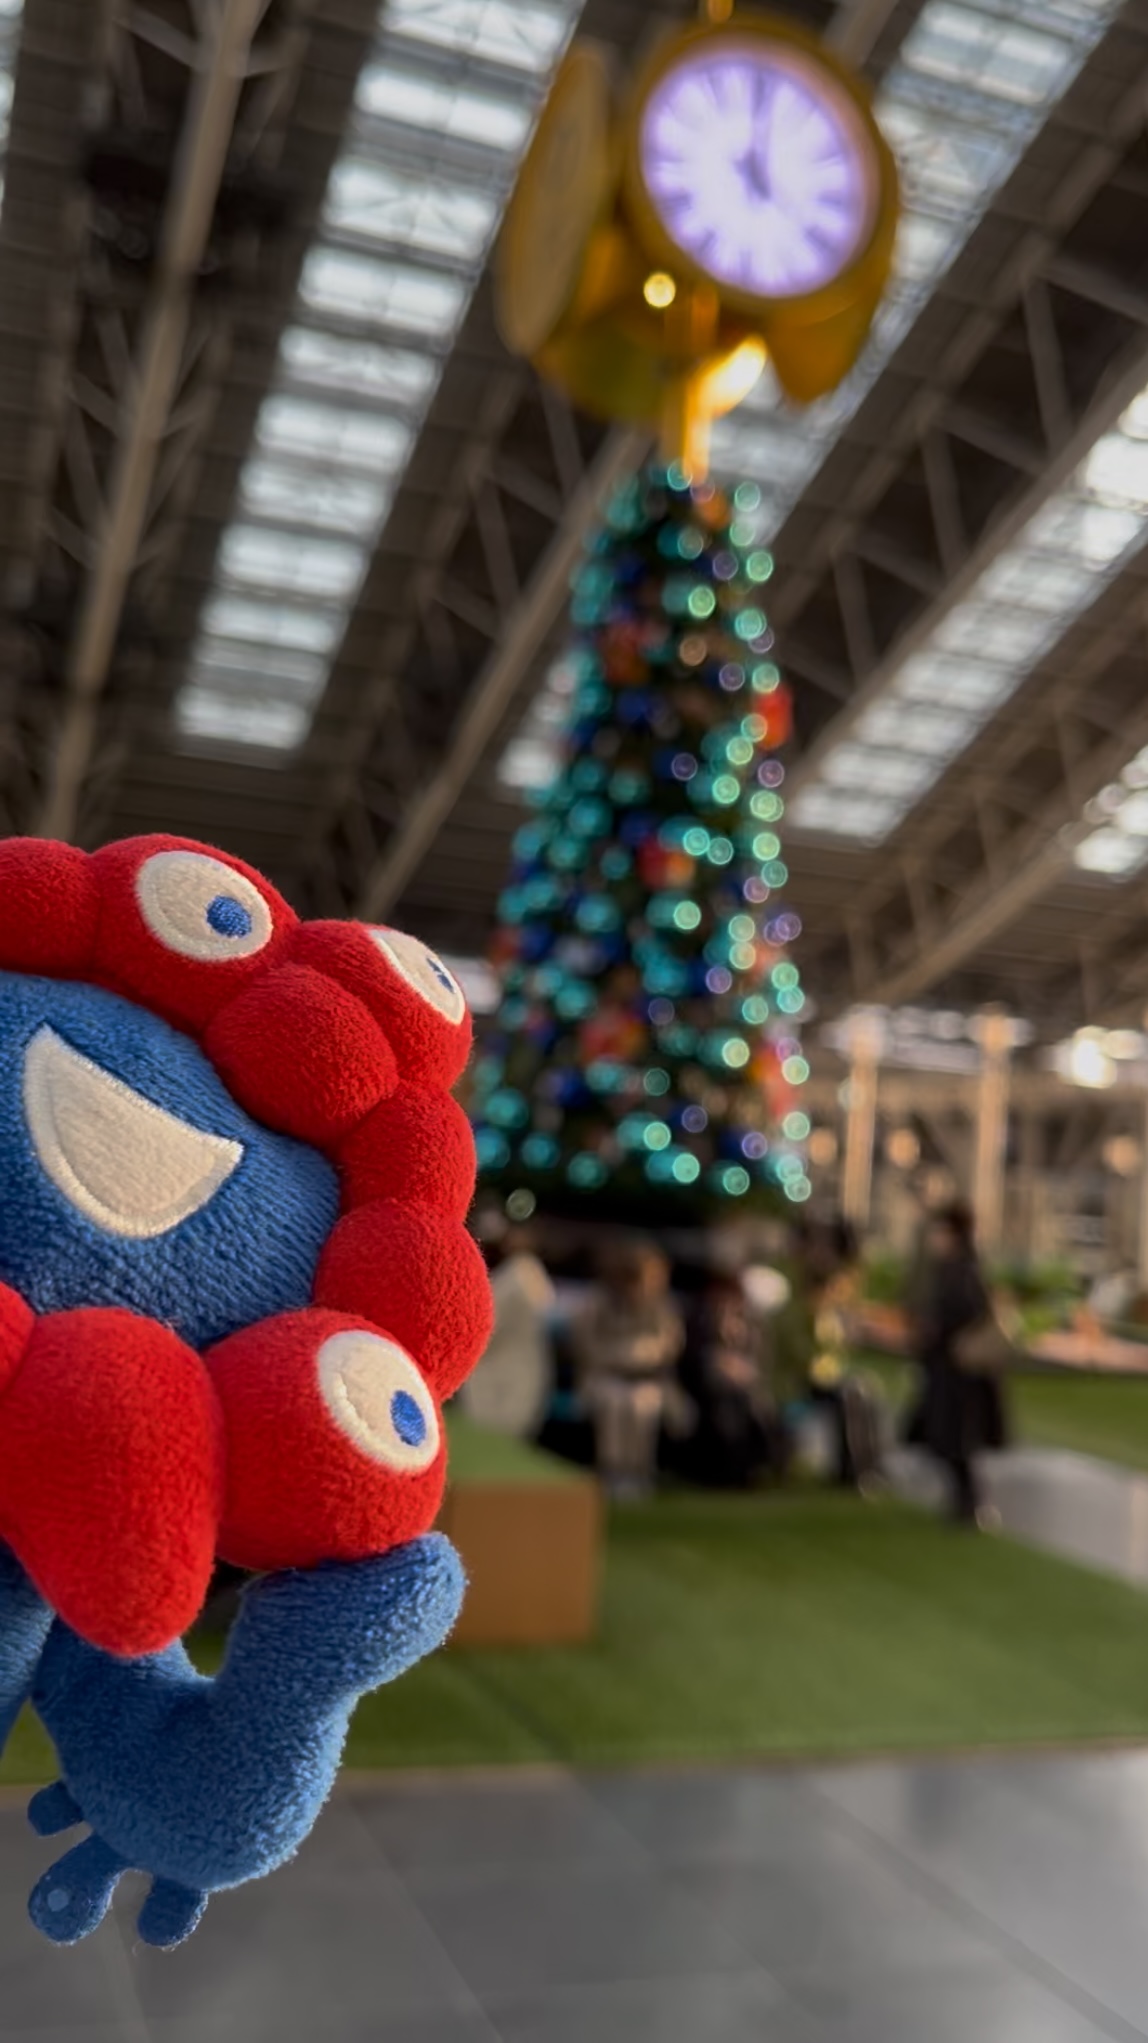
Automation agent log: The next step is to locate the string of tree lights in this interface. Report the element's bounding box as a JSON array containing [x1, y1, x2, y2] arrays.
[[471, 464, 811, 1222]]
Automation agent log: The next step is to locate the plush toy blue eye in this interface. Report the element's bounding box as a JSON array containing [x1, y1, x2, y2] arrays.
[[369, 928, 466, 1025], [390, 1388, 427, 1447], [317, 1332, 440, 1472], [206, 896, 254, 940], [136, 852, 272, 963]]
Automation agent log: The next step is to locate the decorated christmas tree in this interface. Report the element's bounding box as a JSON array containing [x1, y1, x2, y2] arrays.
[[471, 463, 811, 1222]]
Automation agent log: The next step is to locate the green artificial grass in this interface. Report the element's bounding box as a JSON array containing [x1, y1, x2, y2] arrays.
[[8, 1488, 1148, 1783], [444, 1411, 581, 1486]]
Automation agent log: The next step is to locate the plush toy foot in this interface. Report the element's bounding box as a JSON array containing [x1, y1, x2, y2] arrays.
[[137, 1878, 209, 1949], [28, 1837, 128, 1945], [23, 1535, 465, 1947], [27, 1792, 208, 1948], [28, 1782, 83, 1836]]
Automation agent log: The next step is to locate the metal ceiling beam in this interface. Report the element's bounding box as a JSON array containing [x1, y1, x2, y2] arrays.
[[355, 426, 647, 922], [804, 577, 1148, 1013], [34, 0, 272, 842]]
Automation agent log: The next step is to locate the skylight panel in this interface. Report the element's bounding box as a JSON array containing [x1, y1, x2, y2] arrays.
[[386, 0, 569, 74], [820, 744, 936, 798], [257, 394, 412, 469], [191, 642, 329, 696], [240, 461, 391, 536], [299, 250, 466, 339], [220, 528, 367, 600], [177, 693, 311, 750], [905, 4, 1078, 105], [324, 161, 497, 265], [891, 652, 1013, 708], [277, 330, 437, 413], [356, 63, 531, 152], [784, 789, 903, 840], [855, 701, 977, 751], [200, 597, 345, 655], [0, 1, 22, 211]]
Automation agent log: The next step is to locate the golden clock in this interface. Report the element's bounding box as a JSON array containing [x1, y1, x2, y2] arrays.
[[496, 11, 901, 463]]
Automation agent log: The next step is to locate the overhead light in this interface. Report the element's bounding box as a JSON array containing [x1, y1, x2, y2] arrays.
[[1054, 1029, 1118, 1090], [643, 271, 676, 309]]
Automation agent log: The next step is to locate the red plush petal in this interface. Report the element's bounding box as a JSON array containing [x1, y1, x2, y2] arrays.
[[88, 835, 296, 1033], [206, 1308, 446, 1573], [206, 965, 397, 1147], [0, 840, 99, 978], [0, 1308, 223, 1656], [0, 1281, 33, 1399], [314, 1201, 492, 1398], [337, 1085, 477, 1218], [287, 922, 472, 1089]]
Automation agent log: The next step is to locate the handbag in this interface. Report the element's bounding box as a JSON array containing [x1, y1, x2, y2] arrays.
[[952, 1305, 1020, 1375]]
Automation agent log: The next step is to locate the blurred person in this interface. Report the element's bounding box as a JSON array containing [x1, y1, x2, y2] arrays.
[[913, 1201, 1008, 1526], [572, 1237, 684, 1499], [462, 1223, 555, 1438], [771, 1219, 883, 1489], [679, 1270, 782, 1488]]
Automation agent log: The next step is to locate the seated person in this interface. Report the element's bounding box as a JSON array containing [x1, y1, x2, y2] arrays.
[[572, 1238, 684, 1500], [678, 1272, 782, 1489]]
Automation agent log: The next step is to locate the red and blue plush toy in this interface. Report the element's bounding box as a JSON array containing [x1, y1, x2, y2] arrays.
[[0, 834, 492, 1947]]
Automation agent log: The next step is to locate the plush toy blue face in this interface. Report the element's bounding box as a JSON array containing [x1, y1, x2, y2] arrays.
[[0, 974, 339, 1348]]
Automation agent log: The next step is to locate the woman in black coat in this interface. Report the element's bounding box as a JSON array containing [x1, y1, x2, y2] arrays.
[[914, 1202, 1008, 1524]]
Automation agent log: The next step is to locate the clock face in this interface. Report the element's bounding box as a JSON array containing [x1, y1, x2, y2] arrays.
[[638, 41, 876, 301]]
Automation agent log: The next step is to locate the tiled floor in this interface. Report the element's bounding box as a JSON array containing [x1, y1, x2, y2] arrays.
[[6, 1749, 1148, 2039]]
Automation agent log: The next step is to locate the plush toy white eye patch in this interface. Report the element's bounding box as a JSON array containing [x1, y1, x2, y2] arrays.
[[369, 929, 465, 1025], [317, 1330, 440, 1472], [24, 1026, 244, 1238], [136, 852, 273, 963]]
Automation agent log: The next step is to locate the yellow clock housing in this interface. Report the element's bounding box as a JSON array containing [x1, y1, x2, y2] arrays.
[[496, 12, 900, 465]]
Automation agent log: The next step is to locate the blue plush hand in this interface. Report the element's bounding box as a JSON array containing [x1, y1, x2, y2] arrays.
[[0, 1544, 52, 1750], [21, 1533, 464, 1949]]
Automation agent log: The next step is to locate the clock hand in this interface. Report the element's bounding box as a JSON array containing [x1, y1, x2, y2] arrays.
[[735, 145, 771, 204]]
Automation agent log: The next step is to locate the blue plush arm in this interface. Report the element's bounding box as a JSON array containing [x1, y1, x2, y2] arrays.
[[24, 1532, 465, 1948], [0, 1544, 53, 1752]]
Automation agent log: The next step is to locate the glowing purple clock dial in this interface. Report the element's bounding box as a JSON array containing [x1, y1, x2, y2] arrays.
[[640, 46, 873, 299]]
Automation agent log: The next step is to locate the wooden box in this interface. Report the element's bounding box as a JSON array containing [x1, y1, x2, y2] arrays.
[[439, 1416, 603, 1647]]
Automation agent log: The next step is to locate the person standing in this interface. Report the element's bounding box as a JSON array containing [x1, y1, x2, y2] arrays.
[[915, 1201, 1008, 1525]]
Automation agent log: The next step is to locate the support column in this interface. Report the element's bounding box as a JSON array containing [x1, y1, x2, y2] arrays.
[[971, 1008, 1018, 1256], [840, 1009, 885, 1234]]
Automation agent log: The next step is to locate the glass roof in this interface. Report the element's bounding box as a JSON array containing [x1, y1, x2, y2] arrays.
[[791, 374, 1148, 850], [176, 0, 579, 755], [502, 0, 1124, 796], [0, 1, 23, 211]]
